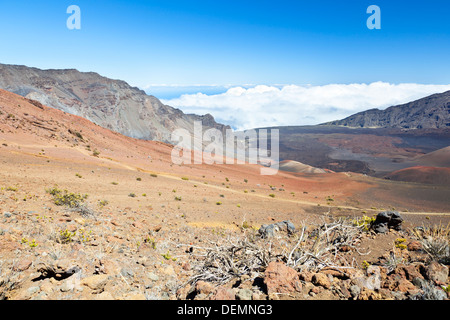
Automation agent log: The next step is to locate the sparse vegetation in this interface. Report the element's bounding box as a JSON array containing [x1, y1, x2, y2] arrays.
[[412, 223, 450, 263], [241, 221, 251, 229], [162, 250, 177, 261], [98, 199, 109, 208], [58, 229, 76, 244], [395, 238, 407, 250], [21, 238, 38, 248], [352, 215, 376, 231], [361, 260, 370, 270], [46, 187, 88, 208], [92, 149, 100, 157], [68, 129, 84, 141]]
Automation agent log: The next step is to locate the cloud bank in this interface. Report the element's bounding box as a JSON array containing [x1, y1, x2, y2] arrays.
[[161, 82, 450, 131]]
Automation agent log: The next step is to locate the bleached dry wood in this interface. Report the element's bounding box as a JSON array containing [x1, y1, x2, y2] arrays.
[[179, 217, 371, 286]]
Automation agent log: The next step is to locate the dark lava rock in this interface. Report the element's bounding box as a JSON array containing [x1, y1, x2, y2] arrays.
[[371, 211, 404, 234]]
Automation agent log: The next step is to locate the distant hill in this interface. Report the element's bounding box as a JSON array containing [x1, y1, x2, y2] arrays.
[[323, 90, 450, 129], [384, 166, 450, 186], [0, 63, 229, 143], [278, 160, 327, 174], [412, 146, 450, 167]]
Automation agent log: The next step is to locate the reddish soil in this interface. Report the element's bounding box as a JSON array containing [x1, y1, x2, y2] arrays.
[[385, 166, 450, 186], [0, 89, 449, 300]]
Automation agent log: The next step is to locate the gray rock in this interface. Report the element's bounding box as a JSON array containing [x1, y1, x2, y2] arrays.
[[371, 211, 403, 233], [391, 291, 407, 300], [236, 288, 253, 300], [27, 286, 40, 295], [148, 272, 159, 281], [372, 222, 389, 234], [60, 281, 74, 292], [349, 285, 361, 298], [259, 220, 295, 238], [425, 261, 449, 283], [120, 267, 134, 278], [410, 281, 447, 300], [412, 277, 428, 289]]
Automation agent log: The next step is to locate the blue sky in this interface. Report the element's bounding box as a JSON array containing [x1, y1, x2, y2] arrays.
[[0, 1, 449, 128], [1, 0, 449, 87]]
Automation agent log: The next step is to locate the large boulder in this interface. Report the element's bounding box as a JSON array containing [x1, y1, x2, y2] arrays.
[[264, 261, 302, 295], [424, 261, 449, 284], [371, 211, 404, 233]]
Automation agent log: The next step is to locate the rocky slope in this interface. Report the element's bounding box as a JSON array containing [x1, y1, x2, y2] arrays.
[[0, 88, 449, 301], [0, 63, 229, 142], [323, 90, 450, 129]]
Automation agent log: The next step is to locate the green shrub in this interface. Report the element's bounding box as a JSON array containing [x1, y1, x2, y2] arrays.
[[59, 229, 76, 244], [92, 149, 100, 157], [46, 187, 88, 208], [68, 129, 84, 140], [98, 199, 109, 208], [352, 215, 376, 231], [162, 250, 177, 261]]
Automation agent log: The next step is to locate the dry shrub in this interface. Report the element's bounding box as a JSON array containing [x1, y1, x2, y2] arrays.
[[180, 216, 369, 286]]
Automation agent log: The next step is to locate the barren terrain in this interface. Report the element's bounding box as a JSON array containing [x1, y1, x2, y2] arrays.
[[0, 89, 449, 300]]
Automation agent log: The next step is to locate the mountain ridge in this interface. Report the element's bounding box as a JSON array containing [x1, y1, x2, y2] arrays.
[[0, 63, 230, 143], [322, 90, 450, 129]]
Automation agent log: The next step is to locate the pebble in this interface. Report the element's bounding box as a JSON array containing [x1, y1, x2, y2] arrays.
[[148, 272, 159, 281], [236, 288, 253, 300]]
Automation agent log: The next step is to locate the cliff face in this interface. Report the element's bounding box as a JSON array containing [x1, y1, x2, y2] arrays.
[[0, 63, 230, 142], [323, 90, 450, 129]]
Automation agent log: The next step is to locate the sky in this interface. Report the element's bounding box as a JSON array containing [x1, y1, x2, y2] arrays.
[[0, 0, 449, 129]]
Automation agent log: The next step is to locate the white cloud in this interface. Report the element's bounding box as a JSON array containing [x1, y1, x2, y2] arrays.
[[161, 82, 450, 130]]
